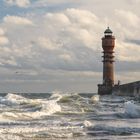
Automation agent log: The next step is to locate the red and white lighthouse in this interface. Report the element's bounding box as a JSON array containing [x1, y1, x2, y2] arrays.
[[98, 27, 115, 95]]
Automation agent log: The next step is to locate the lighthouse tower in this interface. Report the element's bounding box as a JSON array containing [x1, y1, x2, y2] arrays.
[[98, 27, 115, 95]]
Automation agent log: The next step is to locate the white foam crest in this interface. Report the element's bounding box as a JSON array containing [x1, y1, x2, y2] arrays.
[[100, 95, 125, 103], [0, 134, 22, 140], [50, 91, 63, 101], [0, 125, 84, 139], [1, 95, 61, 120], [0, 94, 24, 106], [0, 125, 80, 134], [0, 97, 15, 106], [91, 95, 100, 103], [41, 100, 61, 115], [60, 120, 93, 129], [91, 124, 140, 135], [124, 101, 140, 118], [50, 91, 79, 101], [6, 93, 28, 104], [83, 120, 93, 127], [1, 104, 61, 120]]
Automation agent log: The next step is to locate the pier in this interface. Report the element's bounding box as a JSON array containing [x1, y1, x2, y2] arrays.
[[113, 81, 140, 97]]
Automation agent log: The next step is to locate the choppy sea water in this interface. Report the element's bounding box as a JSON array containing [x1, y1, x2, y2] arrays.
[[0, 92, 140, 140]]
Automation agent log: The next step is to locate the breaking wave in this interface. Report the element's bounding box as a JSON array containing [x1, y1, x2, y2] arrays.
[[0, 93, 62, 121], [124, 101, 140, 118]]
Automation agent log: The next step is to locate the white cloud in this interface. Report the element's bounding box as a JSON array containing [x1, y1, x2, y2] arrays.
[[44, 8, 102, 50], [0, 5, 140, 92], [59, 54, 72, 61], [0, 36, 9, 45], [37, 37, 59, 50], [2, 8, 140, 73], [115, 9, 140, 27], [0, 57, 17, 66], [3, 15, 33, 25], [66, 8, 98, 25], [5, 0, 30, 7], [0, 28, 9, 45], [0, 28, 5, 35], [45, 13, 70, 25], [116, 41, 140, 62], [0, 8, 102, 73], [126, 0, 140, 4]]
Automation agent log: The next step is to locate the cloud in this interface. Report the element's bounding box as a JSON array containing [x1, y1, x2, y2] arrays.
[[0, 36, 9, 45], [59, 54, 72, 61], [125, 39, 140, 45], [0, 9, 103, 73], [116, 41, 140, 62], [4, 0, 30, 7], [1, 8, 139, 72], [126, 0, 140, 4], [3, 15, 33, 25], [0, 28, 9, 45], [45, 13, 70, 25], [115, 9, 140, 27], [0, 5, 140, 92], [37, 37, 60, 50], [0, 28, 5, 35]]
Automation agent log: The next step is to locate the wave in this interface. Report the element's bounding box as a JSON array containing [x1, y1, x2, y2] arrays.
[[58, 93, 82, 103], [58, 93, 98, 114], [0, 93, 140, 140], [0, 125, 85, 139], [0, 93, 62, 121], [49, 91, 63, 101], [124, 101, 140, 118], [6, 93, 28, 104], [88, 125, 140, 136], [100, 95, 125, 103], [91, 95, 100, 103]]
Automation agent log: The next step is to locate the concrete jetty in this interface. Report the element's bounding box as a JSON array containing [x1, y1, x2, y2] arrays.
[[113, 81, 140, 97]]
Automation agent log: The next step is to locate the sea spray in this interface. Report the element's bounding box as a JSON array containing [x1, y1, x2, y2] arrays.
[[91, 95, 100, 103], [124, 101, 140, 118]]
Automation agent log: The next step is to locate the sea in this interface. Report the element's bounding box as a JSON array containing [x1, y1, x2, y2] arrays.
[[0, 92, 140, 140]]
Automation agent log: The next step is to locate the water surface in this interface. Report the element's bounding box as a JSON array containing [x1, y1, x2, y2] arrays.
[[0, 92, 140, 140]]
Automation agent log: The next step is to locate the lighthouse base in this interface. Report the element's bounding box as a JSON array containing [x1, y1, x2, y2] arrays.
[[98, 84, 113, 95]]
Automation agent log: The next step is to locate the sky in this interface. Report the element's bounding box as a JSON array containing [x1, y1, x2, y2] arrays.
[[0, 0, 140, 93]]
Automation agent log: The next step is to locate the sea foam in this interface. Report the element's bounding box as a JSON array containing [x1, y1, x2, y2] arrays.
[[124, 101, 140, 118], [0, 93, 62, 121]]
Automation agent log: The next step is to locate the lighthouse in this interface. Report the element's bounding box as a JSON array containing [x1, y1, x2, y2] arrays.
[[98, 27, 115, 95]]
